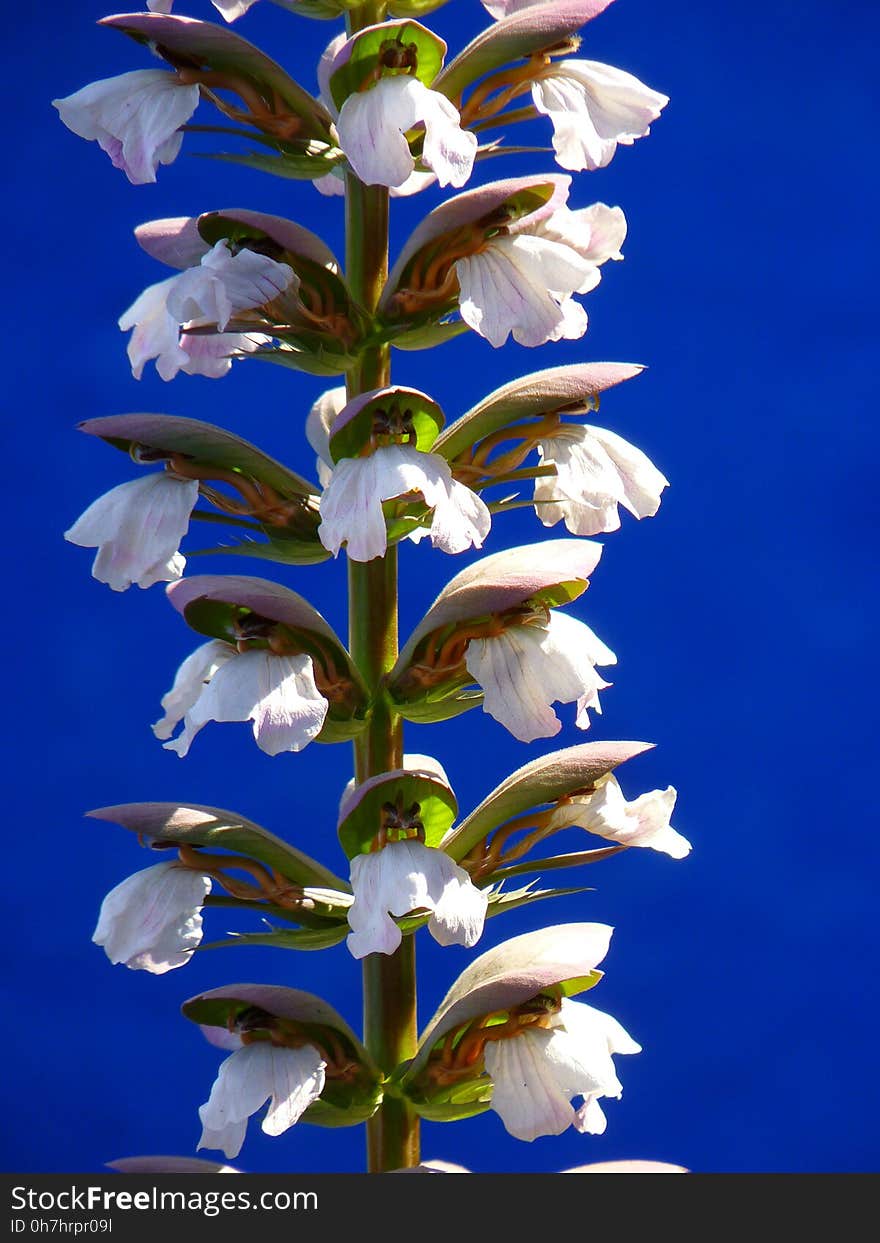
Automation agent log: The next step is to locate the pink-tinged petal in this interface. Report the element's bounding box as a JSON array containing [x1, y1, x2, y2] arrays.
[[428, 480, 491, 555], [337, 77, 420, 188], [535, 203, 627, 292], [212, 0, 261, 20], [313, 170, 346, 197], [318, 445, 456, 562], [118, 277, 187, 381], [147, 1, 175, 11], [152, 640, 238, 743], [164, 649, 327, 757], [562, 1160, 688, 1173], [554, 773, 690, 858], [533, 59, 668, 172], [198, 1043, 325, 1160], [179, 329, 268, 379], [415, 83, 477, 188], [585, 425, 669, 517], [65, 473, 199, 592], [485, 1029, 577, 1141], [53, 70, 199, 184], [457, 234, 592, 348], [465, 609, 614, 742], [347, 839, 487, 959], [166, 242, 294, 331], [93, 862, 211, 974]]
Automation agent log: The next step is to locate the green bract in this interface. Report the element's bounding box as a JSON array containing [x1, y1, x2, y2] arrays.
[[337, 767, 457, 859], [328, 386, 445, 461], [329, 20, 447, 111], [88, 800, 348, 890]]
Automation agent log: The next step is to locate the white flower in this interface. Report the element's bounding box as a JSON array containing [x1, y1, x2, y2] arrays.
[[455, 204, 624, 349], [535, 422, 669, 536], [317, 444, 490, 562], [347, 839, 488, 959], [464, 609, 616, 742], [305, 386, 345, 488], [198, 1041, 326, 1160], [484, 998, 641, 1141], [92, 861, 211, 974], [53, 70, 200, 185], [150, 0, 259, 16], [532, 60, 669, 172], [153, 640, 328, 758], [65, 473, 199, 591], [550, 773, 691, 859], [337, 76, 476, 189], [119, 241, 293, 382], [480, 0, 538, 16]]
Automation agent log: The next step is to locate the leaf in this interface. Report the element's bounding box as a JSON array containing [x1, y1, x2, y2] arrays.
[[101, 13, 332, 140], [433, 362, 644, 462], [194, 150, 344, 180], [78, 413, 317, 500], [188, 533, 331, 567], [337, 766, 458, 859], [485, 844, 627, 884], [441, 741, 653, 862], [200, 926, 348, 951], [485, 881, 593, 918], [435, 0, 616, 103], [87, 802, 348, 890], [252, 345, 353, 377], [405, 923, 613, 1080]]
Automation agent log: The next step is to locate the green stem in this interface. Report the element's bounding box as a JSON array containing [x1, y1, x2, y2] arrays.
[[344, 119, 419, 1168]]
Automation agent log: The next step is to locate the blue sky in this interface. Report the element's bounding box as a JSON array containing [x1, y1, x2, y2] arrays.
[[3, 0, 878, 1173]]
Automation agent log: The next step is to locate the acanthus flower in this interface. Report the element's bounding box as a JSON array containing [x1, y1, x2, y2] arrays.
[[548, 773, 691, 859], [92, 861, 211, 975], [534, 420, 669, 536], [153, 638, 328, 758], [309, 387, 491, 562], [465, 608, 617, 742], [456, 201, 626, 349], [531, 59, 669, 173], [484, 997, 641, 1141], [347, 839, 488, 959], [65, 472, 198, 591], [337, 75, 476, 190], [148, 0, 259, 18], [119, 241, 294, 382], [53, 70, 200, 185]]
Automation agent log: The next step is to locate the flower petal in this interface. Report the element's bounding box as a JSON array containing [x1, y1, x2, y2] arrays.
[[347, 840, 487, 959], [153, 640, 237, 745], [93, 862, 211, 974], [337, 77, 420, 188], [65, 473, 199, 592], [53, 70, 200, 184], [197, 1043, 326, 1160]]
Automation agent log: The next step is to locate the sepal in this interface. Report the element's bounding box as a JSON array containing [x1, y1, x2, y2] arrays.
[[87, 800, 348, 891], [442, 740, 652, 863], [101, 13, 332, 141], [433, 362, 643, 463], [435, 1, 615, 103]]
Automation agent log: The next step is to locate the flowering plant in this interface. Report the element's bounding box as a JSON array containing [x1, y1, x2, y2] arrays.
[[57, 0, 687, 1173]]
